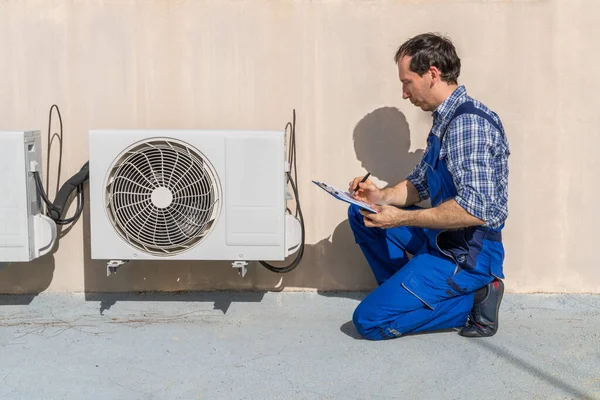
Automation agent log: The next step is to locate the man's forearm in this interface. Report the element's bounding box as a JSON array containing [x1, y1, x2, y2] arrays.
[[381, 180, 421, 207], [401, 199, 484, 229]]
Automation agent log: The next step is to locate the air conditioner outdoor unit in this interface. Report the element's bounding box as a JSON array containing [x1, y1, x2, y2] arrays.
[[0, 130, 57, 268], [89, 129, 302, 275]]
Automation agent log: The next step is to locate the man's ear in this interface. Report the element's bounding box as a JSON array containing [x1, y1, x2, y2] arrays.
[[429, 66, 442, 83]]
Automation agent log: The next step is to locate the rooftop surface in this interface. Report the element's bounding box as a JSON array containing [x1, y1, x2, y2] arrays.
[[0, 292, 599, 400]]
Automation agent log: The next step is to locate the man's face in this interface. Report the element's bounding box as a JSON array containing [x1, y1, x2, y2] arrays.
[[397, 56, 435, 112]]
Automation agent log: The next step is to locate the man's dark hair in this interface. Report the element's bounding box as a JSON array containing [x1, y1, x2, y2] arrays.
[[394, 33, 461, 84]]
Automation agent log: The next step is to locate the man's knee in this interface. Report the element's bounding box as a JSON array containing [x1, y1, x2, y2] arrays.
[[352, 302, 378, 340], [352, 301, 400, 341]]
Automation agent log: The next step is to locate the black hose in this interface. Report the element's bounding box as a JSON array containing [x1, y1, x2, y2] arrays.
[[259, 109, 305, 274], [33, 161, 88, 226]]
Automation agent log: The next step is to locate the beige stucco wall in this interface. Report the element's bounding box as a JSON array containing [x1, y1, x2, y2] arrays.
[[0, 0, 597, 294]]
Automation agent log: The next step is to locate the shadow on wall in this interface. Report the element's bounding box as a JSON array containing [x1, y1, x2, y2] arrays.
[[295, 107, 425, 293], [0, 220, 77, 305], [0, 202, 80, 305], [0, 255, 55, 305]]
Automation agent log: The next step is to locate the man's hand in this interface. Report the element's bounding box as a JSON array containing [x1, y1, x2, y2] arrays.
[[348, 176, 385, 205], [347, 177, 422, 208], [359, 205, 408, 229]]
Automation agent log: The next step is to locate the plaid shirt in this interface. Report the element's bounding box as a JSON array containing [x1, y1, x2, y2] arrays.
[[406, 86, 510, 229]]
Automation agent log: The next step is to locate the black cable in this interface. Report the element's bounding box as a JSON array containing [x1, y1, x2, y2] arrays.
[[33, 105, 89, 227], [259, 171, 305, 274], [259, 109, 305, 274], [284, 120, 293, 187], [33, 171, 60, 214], [285, 121, 293, 170], [290, 110, 299, 218], [46, 104, 63, 196]]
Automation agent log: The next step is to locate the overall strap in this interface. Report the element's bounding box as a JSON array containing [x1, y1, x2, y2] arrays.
[[441, 101, 501, 140]]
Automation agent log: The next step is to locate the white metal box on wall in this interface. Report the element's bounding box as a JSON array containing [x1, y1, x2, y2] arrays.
[[0, 131, 57, 264], [88, 130, 300, 263]]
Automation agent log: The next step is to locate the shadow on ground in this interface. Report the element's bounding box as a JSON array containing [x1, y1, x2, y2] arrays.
[[85, 291, 270, 315], [471, 339, 597, 400]]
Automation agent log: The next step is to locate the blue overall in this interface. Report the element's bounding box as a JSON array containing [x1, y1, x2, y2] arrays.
[[350, 102, 506, 340]]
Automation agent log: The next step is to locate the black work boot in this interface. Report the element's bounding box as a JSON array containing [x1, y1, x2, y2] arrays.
[[459, 279, 504, 338]]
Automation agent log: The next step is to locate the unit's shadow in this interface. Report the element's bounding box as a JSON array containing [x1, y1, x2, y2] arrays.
[[81, 196, 286, 315]]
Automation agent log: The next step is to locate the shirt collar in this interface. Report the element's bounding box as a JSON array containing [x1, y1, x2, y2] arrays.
[[431, 85, 467, 137]]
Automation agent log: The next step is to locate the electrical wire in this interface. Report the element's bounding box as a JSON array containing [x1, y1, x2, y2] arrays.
[[46, 104, 63, 195], [33, 170, 61, 215], [259, 109, 306, 274], [34, 105, 88, 226]]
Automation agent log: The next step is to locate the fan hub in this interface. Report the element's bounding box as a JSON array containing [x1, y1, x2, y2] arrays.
[[151, 186, 173, 209]]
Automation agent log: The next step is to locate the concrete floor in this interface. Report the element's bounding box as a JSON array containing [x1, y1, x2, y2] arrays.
[[0, 292, 599, 400]]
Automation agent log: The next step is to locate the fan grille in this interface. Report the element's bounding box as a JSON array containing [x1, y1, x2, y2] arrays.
[[105, 139, 221, 256]]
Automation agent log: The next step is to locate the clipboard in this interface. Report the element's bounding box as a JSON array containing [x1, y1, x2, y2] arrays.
[[312, 180, 378, 213]]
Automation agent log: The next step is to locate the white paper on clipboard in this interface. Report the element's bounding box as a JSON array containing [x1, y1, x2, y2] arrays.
[[312, 180, 378, 213]]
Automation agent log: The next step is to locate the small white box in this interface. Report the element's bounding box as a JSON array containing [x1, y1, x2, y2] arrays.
[[0, 131, 56, 263]]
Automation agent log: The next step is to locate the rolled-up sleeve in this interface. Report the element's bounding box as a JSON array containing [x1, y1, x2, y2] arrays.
[[444, 115, 498, 225], [406, 159, 430, 202]]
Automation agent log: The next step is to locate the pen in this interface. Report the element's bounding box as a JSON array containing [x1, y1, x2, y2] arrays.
[[352, 172, 371, 195]]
